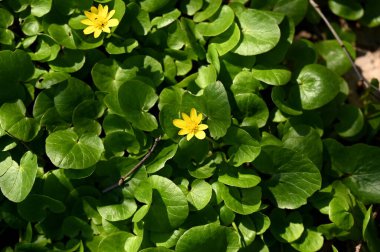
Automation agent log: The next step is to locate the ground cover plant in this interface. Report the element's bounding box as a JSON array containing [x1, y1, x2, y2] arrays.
[[0, 0, 380, 251]]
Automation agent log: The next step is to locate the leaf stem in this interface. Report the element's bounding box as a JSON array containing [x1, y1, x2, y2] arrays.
[[102, 136, 162, 193], [309, 0, 380, 100]]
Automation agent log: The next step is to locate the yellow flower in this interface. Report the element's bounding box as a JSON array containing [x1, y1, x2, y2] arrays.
[[81, 4, 119, 38], [173, 108, 208, 141]]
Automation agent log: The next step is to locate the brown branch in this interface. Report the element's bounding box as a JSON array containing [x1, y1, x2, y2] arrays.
[[309, 0, 380, 100], [102, 136, 161, 193]]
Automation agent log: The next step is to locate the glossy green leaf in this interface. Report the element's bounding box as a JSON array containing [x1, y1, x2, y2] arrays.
[[195, 5, 234, 37], [324, 139, 380, 203], [254, 145, 321, 209], [91, 58, 131, 93], [0, 151, 37, 202], [282, 125, 323, 169], [335, 104, 364, 138], [315, 40, 356, 75], [195, 65, 217, 89], [183, 81, 231, 139], [270, 209, 304, 243], [98, 197, 137, 221], [234, 9, 281, 56], [176, 223, 240, 252], [363, 205, 380, 252], [0, 8, 14, 28], [296, 64, 341, 110], [328, 0, 364, 20], [30, 0, 52, 17], [273, 0, 308, 25], [193, 0, 222, 22], [49, 49, 85, 73], [144, 175, 189, 232], [118, 79, 158, 131], [252, 65, 291, 86], [218, 163, 261, 188], [0, 100, 40, 142], [146, 143, 178, 173], [222, 186, 261, 215], [223, 127, 261, 167], [187, 179, 212, 210], [98, 232, 133, 252], [18, 194, 66, 221], [152, 9, 181, 28], [209, 23, 241, 56], [46, 128, 104, 169], [290, 229, 324, 252]]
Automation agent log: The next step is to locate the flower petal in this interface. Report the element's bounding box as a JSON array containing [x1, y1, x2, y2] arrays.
[[181, 112, 191, 123], [107, 18, 119, 27], [196, 113, 203, 123], [173, 119, 187, 128], [190, 108, 197, 121], [90, 6, 98, 14], [94, 29, 102, 38], [102, 5, 109, 18], [102, 26, 111, 33], [83, 26, 95, 35], [198, 124, 208, 130], [84, 11, 97, 20], [107, 10, 116, 20], [178, 129, 189, 135], [195, 130, 206, 140], [81, 19, 94, 25], [186, 132, 194, 141]]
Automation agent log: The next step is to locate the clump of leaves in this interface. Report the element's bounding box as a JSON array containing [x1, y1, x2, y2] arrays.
[[0, 0, 380, 251]]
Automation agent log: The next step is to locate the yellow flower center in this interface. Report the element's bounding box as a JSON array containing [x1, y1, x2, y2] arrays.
[[186, 121, 199, 133], [93, 17, 107, 29]]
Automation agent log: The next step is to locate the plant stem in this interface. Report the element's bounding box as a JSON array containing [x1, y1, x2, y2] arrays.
[[309, 0, 380, 100], [102, 136, 162, 193]]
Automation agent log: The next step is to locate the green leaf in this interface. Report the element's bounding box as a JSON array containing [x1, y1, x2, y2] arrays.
[[334, 104, 364, 138], [53, 77, 94, 121], [187, 179, 212, 210], [176, 223, 240, 252], [223, 127, 261, 166], [30, 0, 52, 17], [146, 143, 178, 173], [209, 23, 241, 56], [0, 151, 38, 203], [0, 8, 14, 28], [362, 0, 380, 27], [218, 163, 261, 188], [234, 9, 281, 56], [290, 229, 324, 252], [122, 55, 164, 87], [254, 146, 322, 209], [282, 125, 323, 169], [297, 64, 341, 110], [144, 175, 189, 232], [0, 49, 34, 82], [17, 194, 66, 222], [183, 81, 231, 139], [140, 0, 171, 12], [270, 209, 304, 243], [46, 128, 104, 169], [315, 40, 356, 75], [97, 197, 137, 221], [324, 139, 380, 203], [328, 0, 364, 20], [363, 205, 380, 252], [98, 232, 134, 252], [195, 5, 234, 37], [118, 79, 158, 131], [152, 9, 181, 29], [252, 65, 291, 86], [91, 58, 131, 93], [193, 0, 222, 22], [0, 100, 40, 142], [195, 65, 217, 89], [49, 49, 85, 73], [273, 0, 308, 25], [222, 186, 261, 215]]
